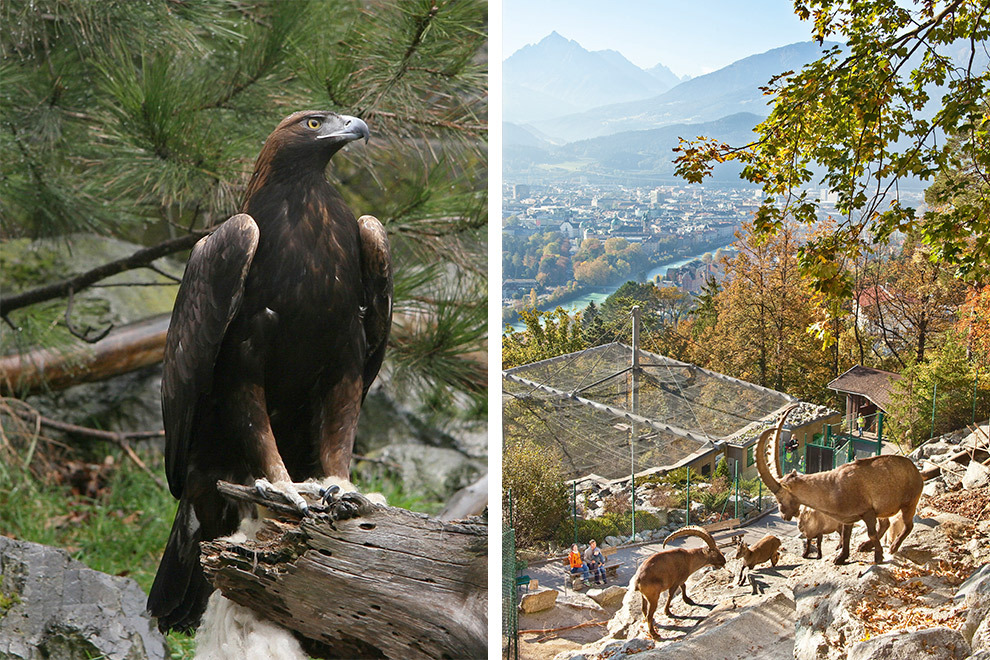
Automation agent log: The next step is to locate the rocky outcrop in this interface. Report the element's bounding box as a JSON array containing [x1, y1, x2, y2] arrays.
[[846, 627, 970, 660], [0, 536, 166, 660], [548, 437, 990, 660], [521, 587, 560, 613]]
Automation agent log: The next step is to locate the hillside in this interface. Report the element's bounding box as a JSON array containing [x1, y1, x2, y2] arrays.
[[514, 424, 990, 660], [504, 112, 762, 184], [529, 41, 840, 143]]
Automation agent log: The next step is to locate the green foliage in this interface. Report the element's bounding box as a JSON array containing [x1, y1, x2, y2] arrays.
[[0, 0, 487, 417], [503, 437, 569, 549], [886, 333, 990, 447], [502, 306, 587, 369], [656, 467, 702, 488], [554, 510, 664, 547], [674, 1, 990, 292]]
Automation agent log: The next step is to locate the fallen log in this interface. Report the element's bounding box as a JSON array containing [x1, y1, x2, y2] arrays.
[[0, 313, 170, 396], [201, 481, 488, 660]]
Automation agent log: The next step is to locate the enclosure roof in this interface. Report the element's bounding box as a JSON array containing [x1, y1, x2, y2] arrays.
[[503, 342, 799, 480], [827, 365, 902, 412]]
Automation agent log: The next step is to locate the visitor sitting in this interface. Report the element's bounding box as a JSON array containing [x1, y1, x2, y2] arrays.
[[568, 543, 591, 584], [583, 539, 607, 585]]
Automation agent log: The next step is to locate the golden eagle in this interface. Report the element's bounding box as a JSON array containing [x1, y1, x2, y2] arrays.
[[147, 111, 391, 633]]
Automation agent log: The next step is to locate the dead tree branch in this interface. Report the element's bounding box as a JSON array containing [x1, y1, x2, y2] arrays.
[[0, 229, 210, 318], [203, 481, 487, 660], [0, 314, 170, 396], [1, 397, 166, 489]]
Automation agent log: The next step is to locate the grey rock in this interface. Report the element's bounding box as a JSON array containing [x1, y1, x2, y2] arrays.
[[605, 535, 621, 547], [956, 564, 990, 645], [587, 585, 628, 608], [847, 627, 970, 660], [0, 536, 166, 660], [963, 459, 990, 490], [519, 587, 559, 614], [621, 636, 654, 654], [366, 442, 484, 501]]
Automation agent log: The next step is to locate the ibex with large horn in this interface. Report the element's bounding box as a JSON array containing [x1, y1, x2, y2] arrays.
[[756, 404, 923, 564], [632, 526, 725, 640]]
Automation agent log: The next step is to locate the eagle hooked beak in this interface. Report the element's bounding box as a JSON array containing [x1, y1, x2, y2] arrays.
[[318, 115, 370, 144]]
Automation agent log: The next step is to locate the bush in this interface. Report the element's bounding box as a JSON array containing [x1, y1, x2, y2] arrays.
[[553, 510, 665, 547], [503, 438, 569, 549], [648, 485, 684, 509]]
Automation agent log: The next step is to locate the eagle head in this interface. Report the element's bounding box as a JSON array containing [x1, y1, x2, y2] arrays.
[[254, 111, 370, 178]]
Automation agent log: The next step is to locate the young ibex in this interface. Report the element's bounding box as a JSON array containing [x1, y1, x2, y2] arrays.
[[797, 505, 843, 559], [733, 534, 781, 585], [632, 526, 725, 640], [756, 404, 923, 565]]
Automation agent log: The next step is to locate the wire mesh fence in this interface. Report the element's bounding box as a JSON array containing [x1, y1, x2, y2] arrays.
[[503, 342, 795, 481]]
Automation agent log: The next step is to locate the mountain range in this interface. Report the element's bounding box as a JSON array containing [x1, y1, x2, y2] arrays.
[[504, 36, 843, 182], [504, 32, 688, 124]]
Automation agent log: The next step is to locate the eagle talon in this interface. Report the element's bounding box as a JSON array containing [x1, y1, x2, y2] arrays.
[[327, 491, 375, 521], [319, 484, 342, 506]]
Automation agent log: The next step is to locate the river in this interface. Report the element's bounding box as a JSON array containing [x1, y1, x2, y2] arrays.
[[504, 245, 734, 332]]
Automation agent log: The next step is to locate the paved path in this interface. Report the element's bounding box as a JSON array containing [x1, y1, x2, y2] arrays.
[[521, 509, 801, 594]]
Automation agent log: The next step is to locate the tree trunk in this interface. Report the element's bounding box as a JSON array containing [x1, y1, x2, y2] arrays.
[[201, 482, 488, 660], [0, 313, 170, 396]]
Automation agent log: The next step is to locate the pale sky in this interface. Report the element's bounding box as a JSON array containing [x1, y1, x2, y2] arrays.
[[502, 0, 816, 77]]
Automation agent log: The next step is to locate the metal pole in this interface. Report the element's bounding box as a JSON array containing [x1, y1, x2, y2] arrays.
[[974, 375, 979, 424], [572, 482, 578, 545], [733, 462, 739, 519], [930, 382, 938, 439], [630, 306, 640, 541], [759, 478, 762, 512], [685, 467, 691, 526]]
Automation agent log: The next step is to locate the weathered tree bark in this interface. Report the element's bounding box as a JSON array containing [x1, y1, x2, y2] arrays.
[[0, 313, 170, 396], [201, 482, 488, 660]]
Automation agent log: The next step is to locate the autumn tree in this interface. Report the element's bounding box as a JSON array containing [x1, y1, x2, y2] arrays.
[[701, 223, 833, 401], [675, 0, 990, 295], [857, 237, 968, 367], [885, 332, 990, 447]]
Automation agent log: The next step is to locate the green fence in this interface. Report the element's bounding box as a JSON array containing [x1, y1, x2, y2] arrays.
[[564, 464, 775, 547], [502, 491, 518, 660]]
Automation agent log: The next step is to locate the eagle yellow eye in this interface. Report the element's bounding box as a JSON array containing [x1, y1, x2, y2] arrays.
[[306, 118, 322, 130]]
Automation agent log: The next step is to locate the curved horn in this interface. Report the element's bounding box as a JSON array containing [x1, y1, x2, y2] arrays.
[[756, 403, 798, 494], [663, 525, 718, 552], [756, 428, 781, 494]]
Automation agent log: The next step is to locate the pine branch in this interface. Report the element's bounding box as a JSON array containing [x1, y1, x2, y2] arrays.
[[0, 228, 211, 317]]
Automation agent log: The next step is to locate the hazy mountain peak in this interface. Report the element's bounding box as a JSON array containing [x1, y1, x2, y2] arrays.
[[504, 32, 676, 123]]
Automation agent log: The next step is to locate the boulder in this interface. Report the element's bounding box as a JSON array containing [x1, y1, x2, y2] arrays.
[[955, 563, 990, 646], [587, 585, 627, 608], [0, 537, 166, 660], [847, 627, 970, 660], [963, 460, 990, 490], [520, 587, 559, 614], [606, 579, 645, 639], [365, 442, 485, 502]]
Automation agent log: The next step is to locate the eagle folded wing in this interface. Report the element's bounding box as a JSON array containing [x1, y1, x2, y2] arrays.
[[161, 214, 260, 497], [357, 214, 393, 401]]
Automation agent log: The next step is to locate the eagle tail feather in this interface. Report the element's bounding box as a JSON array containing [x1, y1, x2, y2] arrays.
[[147, 499, 211, 634]]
